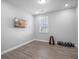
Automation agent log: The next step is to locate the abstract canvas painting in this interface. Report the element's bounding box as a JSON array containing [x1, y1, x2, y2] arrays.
[[14, 18, 27, 28]]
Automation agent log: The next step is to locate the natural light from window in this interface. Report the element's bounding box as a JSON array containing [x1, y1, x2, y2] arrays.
[[39, 16, 48, 33]]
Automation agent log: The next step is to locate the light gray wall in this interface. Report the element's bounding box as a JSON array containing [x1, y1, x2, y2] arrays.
[[34, 8, 78, 46], [1, 0, 34, 52]]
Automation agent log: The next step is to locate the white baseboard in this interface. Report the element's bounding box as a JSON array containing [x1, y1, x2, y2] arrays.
[[2, 39, 48, 55], [1, 39, 50, 55], [1, 39, 35, 55], [2, 39, 76, 55], [34, 39, 49, 42], [34, 39, 57, 44]]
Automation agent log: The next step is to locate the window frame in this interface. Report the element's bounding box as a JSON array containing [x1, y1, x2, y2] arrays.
[[38, 16, 48, 33]]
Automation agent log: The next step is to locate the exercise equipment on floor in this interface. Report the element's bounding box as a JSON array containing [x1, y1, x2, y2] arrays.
[[57, 41, 75, 47], [49, 36, 55, 45]]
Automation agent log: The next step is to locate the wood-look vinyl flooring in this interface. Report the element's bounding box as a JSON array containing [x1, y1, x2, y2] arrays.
[[2, 41, 78, 59]]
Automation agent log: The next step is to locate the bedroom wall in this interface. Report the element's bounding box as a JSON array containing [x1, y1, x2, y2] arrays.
[[1, 0, 34, 52], [34, 7, 78, 46]]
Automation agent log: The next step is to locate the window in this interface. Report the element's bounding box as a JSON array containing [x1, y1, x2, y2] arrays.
[[39, 16, 48, 33]]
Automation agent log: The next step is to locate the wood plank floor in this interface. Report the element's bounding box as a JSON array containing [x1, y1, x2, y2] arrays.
[[2, 41, 78, 59]]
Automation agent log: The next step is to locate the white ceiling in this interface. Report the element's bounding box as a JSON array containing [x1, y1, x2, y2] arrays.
[[6, 0, 78, 15]]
